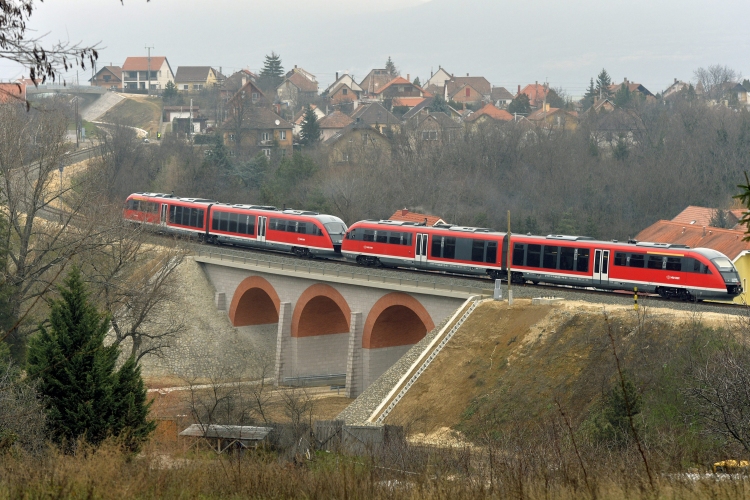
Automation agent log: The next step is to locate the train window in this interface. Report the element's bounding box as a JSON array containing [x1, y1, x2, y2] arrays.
[[363, 230, 375, 242], [168, 205, 177, 224], [614, 252, 627, 266], [127, 199, 138, 210], [238, 215, 247, 234], [665, 257, 682, 271], [247, 216, 256, 235], [512, 243, 525, 266], [472, 240, 486, 263], [286, 221, 297, 232], [560, 247, 575, 271], [376, 231, 388, 243], [346, 229, 358, 240], [211, 211, 220, 230], [444, 237, 456, 259], [388, 232, 401, 245], [455, 237, 472, 261], [647, 256, 664, 270], [543, 246, 558, 269], [314, 225, 324, 236], [431, 236, 442, 257], [576, 248, 590, 272], [527, 244, 541, 267], [486, 241, 497, 264], [273, 219, 284, 231], [196, 209, 205, 228], [296, 222, 307, 234], [402, 233, 412, 246], [629, 254, 645, 268], [228, 213, 238, 233], [602, 252, 609, 273]]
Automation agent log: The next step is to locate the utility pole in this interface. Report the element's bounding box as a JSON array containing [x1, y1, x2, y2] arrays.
[[145, 45, 154, 96], [189, 98, 193, 140], [507, 210, 513, 305]]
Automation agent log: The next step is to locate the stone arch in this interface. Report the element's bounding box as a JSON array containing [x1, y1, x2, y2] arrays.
[[292, 283, 351, 338], [362, 292, 435, 349], [228, 276, 281, 327]]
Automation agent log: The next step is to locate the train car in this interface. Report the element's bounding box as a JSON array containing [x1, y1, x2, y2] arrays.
[[341, 220, 742, 300], [124, 193, 347, 258]]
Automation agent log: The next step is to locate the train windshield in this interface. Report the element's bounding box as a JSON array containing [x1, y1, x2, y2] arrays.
[[712, 257, 735, 272], [324, 222, 347, 235]]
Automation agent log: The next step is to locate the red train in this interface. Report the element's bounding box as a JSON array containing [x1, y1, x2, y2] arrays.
[[341, 219, 742, 300], [124, 193, 347, 258]]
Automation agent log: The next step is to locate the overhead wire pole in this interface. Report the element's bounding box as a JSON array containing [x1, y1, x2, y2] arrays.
[[145, 45, 154, 96], [507, 210, 513, 305]]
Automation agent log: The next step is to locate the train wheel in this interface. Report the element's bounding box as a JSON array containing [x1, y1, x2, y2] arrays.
[[356, 256, 366, 266]]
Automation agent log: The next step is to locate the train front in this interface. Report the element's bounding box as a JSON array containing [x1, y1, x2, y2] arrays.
[[710, 255, 743, 297], [314, 215, 347, 256]]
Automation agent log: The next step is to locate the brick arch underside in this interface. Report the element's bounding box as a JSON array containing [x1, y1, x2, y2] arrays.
[[292, 283, 351, 338], [229, 276, 281, 326], [362, 292, 435, 349]]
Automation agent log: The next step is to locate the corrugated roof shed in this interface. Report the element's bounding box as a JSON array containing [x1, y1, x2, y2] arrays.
[[179, 424, 272, 440]]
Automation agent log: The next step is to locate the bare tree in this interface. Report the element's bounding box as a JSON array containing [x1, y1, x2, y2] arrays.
[[0, 357, 46, 454], [279, 385, 315, 438], [693, 64, 741, 101]]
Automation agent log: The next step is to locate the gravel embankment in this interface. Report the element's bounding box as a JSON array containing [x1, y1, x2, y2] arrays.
[[336, 306, 466, 426]]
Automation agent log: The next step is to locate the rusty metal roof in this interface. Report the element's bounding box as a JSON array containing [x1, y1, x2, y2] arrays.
[[179, 424, 271, 440]]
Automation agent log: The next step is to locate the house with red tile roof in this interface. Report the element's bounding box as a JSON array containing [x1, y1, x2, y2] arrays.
[[444, 75, 491, 104], [635, 219, 750, 304], [389, 208, 447, 227], [526, 104, 579, 130], [517, 82, 549, 108], [373, 76, 429, 101], [121, 56, 174, 91], [277, 71, 319, 110], [671, 205, 744, 230], [359, 69, 392, 97], [464, 103, 513, 126], [607, 79, 655, 100], [392, 97, 426, 109]]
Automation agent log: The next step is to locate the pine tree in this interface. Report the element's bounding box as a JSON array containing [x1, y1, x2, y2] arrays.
[[385, 56, 398, 78], [412, 76, 421, 87], [614, 83, 632, 107], [27, 268, 154, 450], [259, 52, 284, 92], [582, 77, 598, 109], [596, 69, 612, 98], [299, 106, 320, 146], [508, 93, 531, 116], [112, 356, 155, 452]]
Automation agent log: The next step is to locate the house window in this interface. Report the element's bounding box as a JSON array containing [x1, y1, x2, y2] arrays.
[[279, 130, 287, 140], [228, 134, 236, 142], [262, 149, 271, 158], [398, 86, 404, 92], [252, 92, 259, 101], [103, 75, 111, 82], [341, 152, 349, 162], [342, 88, 348, 96], [195, 84, 203, 90], [127, 71, 137, 79], [362, 133, 369, 143], [183, 85, 189, 90], [466, 87, 470, 97], [422, 131, 438, 141], [262, 132, 270, 142]]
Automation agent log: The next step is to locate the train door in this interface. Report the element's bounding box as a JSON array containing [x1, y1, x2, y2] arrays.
[[593, 249, 610, 285], [258, 216, 267, 243], [415, 233, 428, 264], [160, 203, 168, 227]]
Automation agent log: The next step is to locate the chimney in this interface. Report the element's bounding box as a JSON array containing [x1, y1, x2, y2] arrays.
[[401, 208, 408, 216], [674, 78, 678, 84], [295, 64, 297, 69], [535, 80, 538, 86], [702, 226, 706, 237], [518, 84, 521, 94], [682, 227, 685, 233], [336, 72, 339, 81], [407, 74, 410, 81], [466, 73, 469, 77]]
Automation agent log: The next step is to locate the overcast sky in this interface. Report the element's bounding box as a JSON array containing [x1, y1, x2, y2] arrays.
[[4, 0, 749, 97]]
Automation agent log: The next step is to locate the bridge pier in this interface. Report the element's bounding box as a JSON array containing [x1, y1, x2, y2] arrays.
[[345, 312, 364, 398], [274, 302, 292, 385]]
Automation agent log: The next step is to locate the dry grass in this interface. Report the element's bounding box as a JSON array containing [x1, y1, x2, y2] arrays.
[[99, 95, 162, 135]]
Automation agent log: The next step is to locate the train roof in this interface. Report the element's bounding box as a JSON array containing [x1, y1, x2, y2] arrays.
[[355, 219, 504, 235], [133, 192, 215, 204]]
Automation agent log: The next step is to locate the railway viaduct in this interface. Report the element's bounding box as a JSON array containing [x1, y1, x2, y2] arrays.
[[194, 249, 481, 397]]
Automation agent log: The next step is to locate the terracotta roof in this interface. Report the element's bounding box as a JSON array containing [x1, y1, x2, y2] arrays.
[[446, 76, 491, 96], [671, 206, 742, 229], [635, 220, 750, 261], [0, 82, 25, 103], [375, 76, 423, 95], [389, 209, 446, 227], [392, 97, 426, 108], [359, 69, 392, 94], [318, 110, 353, 129], [89, 66, 122, 83], [465, 103, 513, 122], [175, 66, 215, 83], [122, 56, 168, 71], [518, 83, 549, 107], [286, 72, 318, 93]]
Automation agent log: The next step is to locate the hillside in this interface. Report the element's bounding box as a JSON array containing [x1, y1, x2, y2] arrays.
[[99, 95, 162, 136], [385, 299, 739, 455]]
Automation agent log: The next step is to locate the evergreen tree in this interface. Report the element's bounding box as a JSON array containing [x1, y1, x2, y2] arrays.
[[596, 69, 612, 98], [162, 81, 180, 104], [412, 76, 421, 87], [429, 94, 451, 114], [27, 268, 154, 450], [613, 134, 629, 161], [299, 106, 320, 146], [508, 93, 531, 116], [259, 52, 284, 92], [614, 83, 632, 107], [385, 56, 398, 78]]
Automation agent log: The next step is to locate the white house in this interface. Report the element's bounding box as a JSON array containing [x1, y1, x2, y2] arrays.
[[121, 56, 174, 91]]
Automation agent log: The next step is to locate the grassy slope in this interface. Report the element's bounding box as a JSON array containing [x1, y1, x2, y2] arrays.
[[99, 95, 162, 135], [385, 299, 722, 449]]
